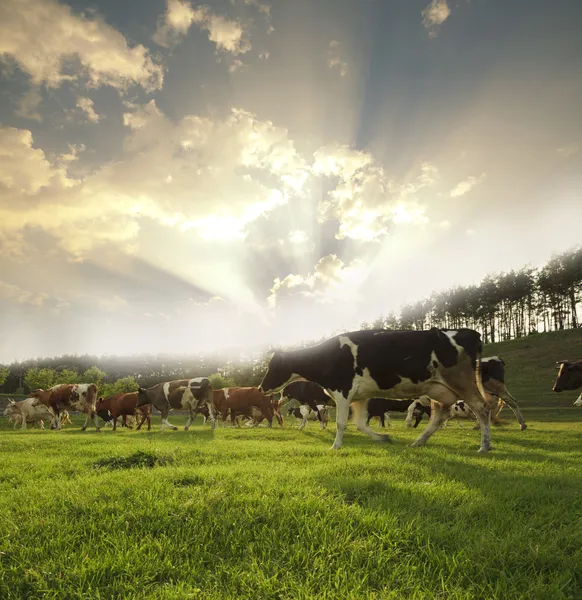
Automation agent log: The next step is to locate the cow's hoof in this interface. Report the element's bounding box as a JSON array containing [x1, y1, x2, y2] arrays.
[[375, 434, 392, 443], [184, 426, 189, 431], [478, 446, 492, 454], [172, 426, 178, 431], [410, 441, 424, 448], [520, 424, 527, 431], [81, 427, 87, 432], [330, 444, 342, 450], [96, 428, 101, 432]]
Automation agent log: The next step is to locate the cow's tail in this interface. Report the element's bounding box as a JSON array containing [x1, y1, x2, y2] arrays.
[[474, 340, 487, 401]]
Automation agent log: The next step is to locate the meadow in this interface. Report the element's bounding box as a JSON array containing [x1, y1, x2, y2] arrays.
[[1, 330, 582, 599]]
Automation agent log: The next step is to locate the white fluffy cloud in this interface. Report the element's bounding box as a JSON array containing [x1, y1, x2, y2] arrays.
[[450, 174, 486, 197], [422, 0, 450, 37], [313, 145, 434, 240], [76, 97, 100, 123], [154, 0, 250, 54], [0, 0, 163, 90], [0, 103, 309, 257]]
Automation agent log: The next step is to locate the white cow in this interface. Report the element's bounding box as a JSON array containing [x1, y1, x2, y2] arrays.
[[3, 398, 56, 430]]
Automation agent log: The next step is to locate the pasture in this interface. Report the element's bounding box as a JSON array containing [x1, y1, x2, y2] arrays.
[[1, 329, 582, 599]]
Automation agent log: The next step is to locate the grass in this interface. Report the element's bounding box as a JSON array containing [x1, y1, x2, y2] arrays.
[[1, 329, 582, 599]]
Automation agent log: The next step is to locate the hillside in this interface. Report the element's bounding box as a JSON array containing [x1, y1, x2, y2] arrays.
[[483, 328, 582, 411]]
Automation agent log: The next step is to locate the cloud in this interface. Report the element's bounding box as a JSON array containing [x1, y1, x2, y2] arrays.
[[154, 0, 250, 55], [422, 0, 450, 37], [327, 40, 348, 77], [0, 0, 163, 90], [15, 87, 43, 121], [0, 280, 49, 307], [313, 145, 435, 240], [556, 144, 580, 158], [0, 103, 309, 258], [449, 174, 486, 198], [76, 97, 100, 123]]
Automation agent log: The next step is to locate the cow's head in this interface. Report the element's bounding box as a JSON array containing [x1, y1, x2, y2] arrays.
[[552, 360, 582, 392], [136, 386, 151, 407], [259, 351, 298, 394], [3, 400, 18, 418]]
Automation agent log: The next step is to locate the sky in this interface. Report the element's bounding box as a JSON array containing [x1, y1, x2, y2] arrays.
[[1, 0, 582, 362]]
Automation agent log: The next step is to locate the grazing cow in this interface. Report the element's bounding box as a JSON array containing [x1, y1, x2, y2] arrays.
[[364, 398, 416, 428], [259, 327, 493, 453], [287, 404, 330, 429], [31, 383, 99, 430], [238, 395, 284, 427], [553, 360, 582, 392], [96, 392, 151, 431], [280, 381, 334, 430], [136, 378, 215, 431], [3, 398, 55, 430], [213, 387, 274, 428]]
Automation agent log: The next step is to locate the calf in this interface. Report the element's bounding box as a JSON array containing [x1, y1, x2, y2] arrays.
[[260, 327, 492, 453], [287, 404, 330, 429], [31, 383, 99, 431], [365, 398, 415, 428], [3, 398, 55, 430], [241, 395, 284, 427], [96, 392, 151, 431], [280, 381, 334, 430], [213, 387, 274, 428], [136, 377, 215, 431]]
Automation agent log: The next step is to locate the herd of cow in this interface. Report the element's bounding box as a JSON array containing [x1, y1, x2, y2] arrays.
[[3, 328, 582, 452]]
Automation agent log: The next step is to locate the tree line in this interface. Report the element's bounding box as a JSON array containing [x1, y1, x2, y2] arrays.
[[0, 246, 580, 395]]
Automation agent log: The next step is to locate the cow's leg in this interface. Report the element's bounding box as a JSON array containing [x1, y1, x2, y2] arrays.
[[206, 401, 216, 429], [305, 399, 324, 430], [379, 413, 385, 428], [411, 401, 450, 447], [184, 409, 193, 431], [463, 394, 493, 453], [299, 414, 307, 430], [81, 410, 92, 431], [499, 392, 527, 431], [352, 399, 392, 444], [21, 417, 27, 430], [39, 420, 45, 430], [113, 415, 118, 432], [330, 393, 351, 450], [160, 407, 178, 431], [406, 404, 416, 428]]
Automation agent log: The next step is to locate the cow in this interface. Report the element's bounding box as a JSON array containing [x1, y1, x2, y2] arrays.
[[553, 360, 582, 393], [259, 327, 493, 453], [31, 383, 99, 431], [574, 394, 582, 407], [407, 356, 526, 431], [3, 398, 55, 430], [136, 378, 215, 431], [279, 381, 334, 430], [364, 398, 417, 428], [237, 395, 284, 427], [213, 387, 274, 428], [96, 392, 151, 431], [287, 404, 330, 429], [479, 356, 526, 430]]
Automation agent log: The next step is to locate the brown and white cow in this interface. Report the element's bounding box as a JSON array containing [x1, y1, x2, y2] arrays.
[[96, 392, 151, 431], [31, 383, 100, 431], [3, 398, 55, 430], [213, 387, 274, 428], [136, 377, 215, 431]]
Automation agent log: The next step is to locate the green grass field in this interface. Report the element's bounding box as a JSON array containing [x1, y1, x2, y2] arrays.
[[1, 330, 582, 599]]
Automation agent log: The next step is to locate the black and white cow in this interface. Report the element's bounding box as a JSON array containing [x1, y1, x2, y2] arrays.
[[553, 360, 582, 393], [259, 327, 492, 453], [365, 398, 416, 428], [407, 356, 527, 431], [287, 404, 331, 429], [280, 381, 334, 430]]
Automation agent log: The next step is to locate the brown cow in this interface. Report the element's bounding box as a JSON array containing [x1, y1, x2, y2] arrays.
[[96, 392, 151, 431], [136, 377, 215, 431], [31, 383, 99, 431], [213, 387, 274, 428]]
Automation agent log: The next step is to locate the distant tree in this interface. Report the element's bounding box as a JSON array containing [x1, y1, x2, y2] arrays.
[[0, 366, 9, 388], [81, 366, 107, 385], [208, 372, 237, 389], [23, 368, 56, 392], [99, 376, 139, 398], [53, 369, 79, 385]]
